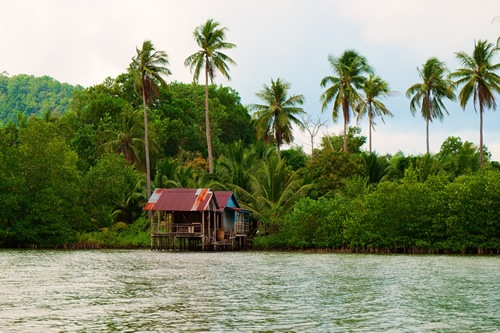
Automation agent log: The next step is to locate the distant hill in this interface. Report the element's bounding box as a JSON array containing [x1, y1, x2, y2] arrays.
[[0, 73, 83, 122]]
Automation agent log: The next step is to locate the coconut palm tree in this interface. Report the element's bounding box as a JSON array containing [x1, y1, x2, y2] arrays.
[[99, 109, 146, 169], [234, 152, 313, 233], [406, 57, 455, 155], [184, 18, 236, 174], [450, 39, 500, 168], [217, 140, 255, 191], [251, 78, 305, 160], [355, 74, 395, 153], [130, 40, 171, 200], [320, 50, 373, 152], [154, 157, 218, 190]]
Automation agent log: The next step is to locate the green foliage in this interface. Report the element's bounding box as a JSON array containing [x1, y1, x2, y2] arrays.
[[0, 73, 82, 121], [185, 18, 237, 174], [356, 74, 395, 153], [65, 81, 135, 170], [437, 136, 481, 178], [153, 82, 254, 158], [235, 152, 314, 233], [263, 171, 500, 253], [307, 149, 364, 196], [281, 146, 308, 171], [83, 153, 144, 230], [360, 152, 393, 184], [444, 172, 500, 250], [154, 157, 214, 189], [320, 50, 373, 152], [77, 217, 150, 248], [281, 197, 350, 249], [0, 65, 499, 252], [216, 140, 257, 191], [251, 78, 305, 159], [450, 39, 500, 168], [320, 126, 366, 153], [99, 108, 146, 170], [406, 57, 455, 154], [4, 119, 85, 247]]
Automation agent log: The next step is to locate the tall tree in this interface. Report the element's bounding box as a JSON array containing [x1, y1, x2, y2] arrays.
[[184, 18, 236, 174], [100, 109, 146, 170], [406, 57, 455, 154], [235, 153, 313, 233], [251, 78, 305, 160], [356, 74, 395, 153], [217, 140, 255, 192], [450, 39, 500, 168], [130, 40, 171, 200], [320, 50, 373, 152]]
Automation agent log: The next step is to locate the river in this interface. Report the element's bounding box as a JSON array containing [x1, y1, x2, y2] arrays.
[[0, 250, 498, 332]]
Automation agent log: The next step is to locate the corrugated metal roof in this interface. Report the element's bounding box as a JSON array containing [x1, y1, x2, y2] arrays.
[[214, 191, 240, 212], [144, 188, 218, 211]]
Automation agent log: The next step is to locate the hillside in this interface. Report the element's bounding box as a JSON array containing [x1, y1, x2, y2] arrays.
[[0, 73, 83, 122]]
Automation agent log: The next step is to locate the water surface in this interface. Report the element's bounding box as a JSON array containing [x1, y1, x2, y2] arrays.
[[0, 250, 498, 332]]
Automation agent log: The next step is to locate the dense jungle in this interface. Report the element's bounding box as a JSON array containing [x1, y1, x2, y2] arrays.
[[1, 33, 499, 254]]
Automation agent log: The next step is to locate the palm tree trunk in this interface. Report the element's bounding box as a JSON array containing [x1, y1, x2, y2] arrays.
[[276, 137, 281, 160], [142, 86, 152, 218], [368, 108, 373, 153], [343, 118, 348, 153], [426, 118, 430, 155], [479, 106, 484, 168], [342, 100, 349, 153], [205, 62, 214, 174]]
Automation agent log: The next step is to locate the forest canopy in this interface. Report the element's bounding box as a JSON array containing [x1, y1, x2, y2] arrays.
[[0, 73, 83, 122], [0, 36, 499, 253]]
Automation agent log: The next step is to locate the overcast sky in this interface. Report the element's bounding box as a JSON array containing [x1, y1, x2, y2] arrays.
[[1, 0, 499, 159]]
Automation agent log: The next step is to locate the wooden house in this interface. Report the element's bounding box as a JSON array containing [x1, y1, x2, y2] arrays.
[[214, 191, 250, 247], [145, 188, 250, 250]]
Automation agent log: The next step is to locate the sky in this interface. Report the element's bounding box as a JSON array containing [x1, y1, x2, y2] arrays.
[[1, 0, 499, 160]]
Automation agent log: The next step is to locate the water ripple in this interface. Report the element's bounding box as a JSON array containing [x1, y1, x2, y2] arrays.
[[0, 250, 499, 332]]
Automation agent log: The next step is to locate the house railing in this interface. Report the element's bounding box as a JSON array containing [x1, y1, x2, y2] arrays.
[[152, 223, 202, 235], [234, 222, 249, 235]]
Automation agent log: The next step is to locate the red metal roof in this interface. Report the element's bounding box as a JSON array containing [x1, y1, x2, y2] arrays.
[[214, 191, 232, 208], [144, 188, 217, 211], [214, 191, 240, 212]]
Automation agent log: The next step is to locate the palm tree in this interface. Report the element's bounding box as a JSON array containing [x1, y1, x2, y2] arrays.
[[406, 57, 455, 154], [184, 18, 236, 174], [217, 140, 255, 192], [130, 40, 171, 201], [154, 158, 214, 189], [320, 50, 373, 152], [234, 153, 313, 233], [450, 39, 500, 168], [100, 109, 146, 170], [251, 78, 305, 160], [356, 74, 395, 153]]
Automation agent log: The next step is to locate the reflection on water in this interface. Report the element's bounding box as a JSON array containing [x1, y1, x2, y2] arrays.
[[0, 250, 499, 332]]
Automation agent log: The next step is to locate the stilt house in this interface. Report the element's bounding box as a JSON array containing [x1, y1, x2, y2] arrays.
[[145, 188, 250, 250]]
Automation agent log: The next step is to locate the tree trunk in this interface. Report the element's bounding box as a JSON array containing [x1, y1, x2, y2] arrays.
[[342, 100, 349, 153], [276, 137, 281, 160], [205, 63, 214, 174], [343, 118, 348, 153], [426, 118, 430, 155], [368, 107, 373, 153], [479, 105, 484, 168], [142, 86, 152, 218]]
